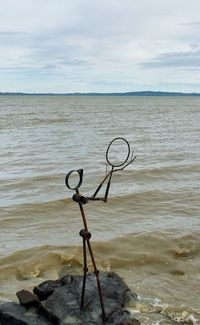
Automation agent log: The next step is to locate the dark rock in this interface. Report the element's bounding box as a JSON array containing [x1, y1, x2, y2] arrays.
[[0, 302, 50, 324], [33, 274, 75, 301], [42, 271, 138, 324], [0, 272, 140, 325], [16, 289, 60, 324], [33, 279, 61, 301], [119, 320, 141, 325], [16, 290, 40, 308]]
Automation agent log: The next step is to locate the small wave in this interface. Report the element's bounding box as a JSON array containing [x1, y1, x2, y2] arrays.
[[126, 297, 200, 324], [1, 173, 63, 189], [30, 117, 71, 125], [122, 162, 200, 178], [2, 196, 71, 210], [0, 244, 83, 282]]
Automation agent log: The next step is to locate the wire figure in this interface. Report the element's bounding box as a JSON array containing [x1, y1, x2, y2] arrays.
[[65, 137, 136, 321]]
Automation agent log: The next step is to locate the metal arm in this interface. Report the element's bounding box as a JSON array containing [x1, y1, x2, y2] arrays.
[[87, 152, 136, 202], [66, 138, 136, 203]]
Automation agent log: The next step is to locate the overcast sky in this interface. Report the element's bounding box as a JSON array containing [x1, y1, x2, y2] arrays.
[[0, 0, 200, 93]]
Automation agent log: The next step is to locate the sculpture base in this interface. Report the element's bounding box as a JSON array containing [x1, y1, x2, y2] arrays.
[[0, 272, 140, 325]]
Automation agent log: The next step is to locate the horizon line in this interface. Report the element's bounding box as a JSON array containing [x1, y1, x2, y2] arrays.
[[0, 90, 200, 96]]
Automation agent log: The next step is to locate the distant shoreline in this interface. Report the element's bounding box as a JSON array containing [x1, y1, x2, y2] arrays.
[[0, 91, 200, 96]]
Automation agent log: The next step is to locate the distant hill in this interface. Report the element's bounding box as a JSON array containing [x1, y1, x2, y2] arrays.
[[0, 91, 200, 96], [66, 91, 200, 96]]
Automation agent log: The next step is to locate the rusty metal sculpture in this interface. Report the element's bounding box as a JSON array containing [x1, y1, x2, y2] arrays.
[[65, 137, 136, 321]]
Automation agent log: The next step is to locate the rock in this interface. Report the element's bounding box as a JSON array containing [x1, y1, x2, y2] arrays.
[[40, 271, 138, 324], [0, 302, 50, 324], [119, 320, 141, 325], [0, 272, 140, 325], [16, 290, 40, 308], [33, 274, 75, 301], [33, 279, 62, 301], [16, 290, 60, 324]]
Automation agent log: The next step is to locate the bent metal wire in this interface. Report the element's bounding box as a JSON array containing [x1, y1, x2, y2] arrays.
[[65, 137, 136, 321]]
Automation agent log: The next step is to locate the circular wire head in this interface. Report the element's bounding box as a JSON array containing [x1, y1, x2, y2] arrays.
[[65, 169, 83, 190], [106, 137, 130, 167]]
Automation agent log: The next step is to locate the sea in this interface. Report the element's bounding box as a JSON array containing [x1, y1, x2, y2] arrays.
[[0, 95, 200, 324]]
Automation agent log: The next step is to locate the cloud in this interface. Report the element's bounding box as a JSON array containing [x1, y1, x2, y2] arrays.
[[181, 22, 200, 26], [0, 31, 25, 36], [142, 50, 200, 69]]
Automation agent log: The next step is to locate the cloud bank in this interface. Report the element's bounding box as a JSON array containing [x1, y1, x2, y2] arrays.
[[0, 0, 200, 92]]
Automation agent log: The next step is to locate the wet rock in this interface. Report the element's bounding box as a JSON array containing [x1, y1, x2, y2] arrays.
[[16, 290, 40, 308], [33, 279, 62, 301], [16, 290, 60, 324], [0, 272, 140, 325], [33, 274, 75, 301], [119, 320, 141, 325], [41, 271, 138, 324], [0, 302, 50, 324]]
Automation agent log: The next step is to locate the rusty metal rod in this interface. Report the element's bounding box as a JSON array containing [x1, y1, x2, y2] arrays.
[[76, 189, 106, 320], [86, 237, 106, 320], [80, 236, 88, 310]]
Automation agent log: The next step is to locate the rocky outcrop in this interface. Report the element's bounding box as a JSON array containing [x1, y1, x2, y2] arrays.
[[0, 272, 140, 325]]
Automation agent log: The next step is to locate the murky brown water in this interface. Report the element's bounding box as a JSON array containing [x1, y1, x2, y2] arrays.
[[0, 95, 200, 324]]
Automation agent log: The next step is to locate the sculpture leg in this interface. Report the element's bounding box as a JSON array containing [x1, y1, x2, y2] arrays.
[[81, 236, 88, 309], [86, 238, 106, 321], [78, 201, 106, 320]]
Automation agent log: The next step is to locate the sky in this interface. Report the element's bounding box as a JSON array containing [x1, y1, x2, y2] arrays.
[[0, 0, 200, 93]]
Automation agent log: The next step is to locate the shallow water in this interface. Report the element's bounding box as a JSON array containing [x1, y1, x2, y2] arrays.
[[0, 95, 200, 324]]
